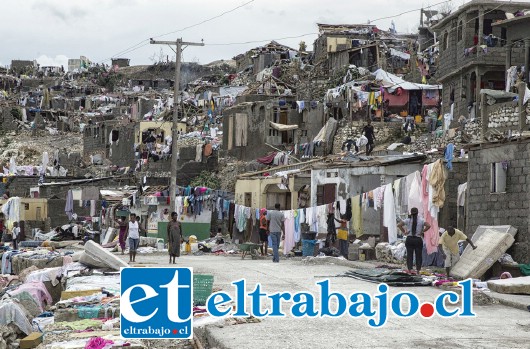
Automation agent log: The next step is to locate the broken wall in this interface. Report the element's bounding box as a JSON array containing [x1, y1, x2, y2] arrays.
[[0, 107, 19, 131], [223, 99, 325, 161]]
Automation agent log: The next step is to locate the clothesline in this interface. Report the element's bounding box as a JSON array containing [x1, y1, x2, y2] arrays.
[[231, 158, 448, 256], [175, 185, 234, 198]]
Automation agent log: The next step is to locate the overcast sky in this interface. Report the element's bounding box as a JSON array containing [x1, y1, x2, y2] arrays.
[[1, 0, 470, 68]]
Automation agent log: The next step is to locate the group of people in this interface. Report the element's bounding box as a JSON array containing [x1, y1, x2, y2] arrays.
[[341, 119, 376, 156], [115, 212, 183, 264], [257, 204, 476, 276], [258, 204, 351, 262], [398, 207, 477, 275]]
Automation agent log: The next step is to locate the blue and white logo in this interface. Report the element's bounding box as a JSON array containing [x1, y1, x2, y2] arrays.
[[121, 267, 193, 339]]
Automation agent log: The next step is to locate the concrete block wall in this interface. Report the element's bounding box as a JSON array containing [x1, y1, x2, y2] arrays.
[[466, 141, 530, 264], [83, 125, 107, 157], [109, 126, 136, 167]]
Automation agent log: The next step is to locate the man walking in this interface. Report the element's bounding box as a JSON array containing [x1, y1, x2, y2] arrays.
[[362, 119, 375, 155], [267, 203, 285, 263], [439, 226, 477, 276]]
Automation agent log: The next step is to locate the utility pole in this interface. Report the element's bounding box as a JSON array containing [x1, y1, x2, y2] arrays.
[[150, 38, 204, 209]]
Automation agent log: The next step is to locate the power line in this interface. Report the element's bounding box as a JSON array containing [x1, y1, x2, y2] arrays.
[[152, 0, 256, 40], [369, 0, 453, 23], [97, 0, 256, 63], [207, 33, 318, 46], [99, 0, 455, 64]]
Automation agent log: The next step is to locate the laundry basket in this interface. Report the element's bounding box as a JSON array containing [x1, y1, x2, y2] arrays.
[[302, 239, 317, 257]]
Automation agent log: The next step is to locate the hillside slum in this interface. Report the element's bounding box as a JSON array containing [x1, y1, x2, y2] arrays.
[[1, 7, 530, 348]]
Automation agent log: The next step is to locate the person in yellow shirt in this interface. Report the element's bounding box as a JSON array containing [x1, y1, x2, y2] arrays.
[[439, 226, 477, 276]]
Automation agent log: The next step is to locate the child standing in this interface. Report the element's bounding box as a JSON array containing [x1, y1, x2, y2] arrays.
[[11, 222, 20, 250]]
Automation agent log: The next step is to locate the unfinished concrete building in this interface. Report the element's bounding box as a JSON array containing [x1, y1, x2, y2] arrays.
[[432, 0, 530, 118]]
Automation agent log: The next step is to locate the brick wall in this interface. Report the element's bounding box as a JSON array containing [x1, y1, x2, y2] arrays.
[[466, 141, 530, 264]]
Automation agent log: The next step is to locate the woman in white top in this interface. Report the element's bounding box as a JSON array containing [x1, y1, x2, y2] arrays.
[[126, 214, 140, 263]]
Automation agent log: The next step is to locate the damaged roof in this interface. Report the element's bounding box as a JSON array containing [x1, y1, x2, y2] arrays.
[[311, 153, 427, 169]]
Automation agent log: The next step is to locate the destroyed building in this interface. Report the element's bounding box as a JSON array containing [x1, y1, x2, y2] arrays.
[[111, 58, 130, 68], [222, 95, 327, 161], [10, 60, 35, 73], [67, 56, 90, 72], [313, 23, 418, 76], [233, 41, 298, 75]]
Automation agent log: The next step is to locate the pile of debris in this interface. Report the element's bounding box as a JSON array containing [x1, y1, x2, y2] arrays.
[[332, 121, 403, 154], [0, 131, 82, 167], [218, 157, 264, 192]]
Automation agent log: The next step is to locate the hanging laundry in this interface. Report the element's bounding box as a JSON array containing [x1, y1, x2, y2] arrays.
[[421, 165, 440, 254], [445, 143, 454, 170], [457, 182, 467, 207], [296, 101, 305, 113], [283, 211, 296, 255], [65, 190, 74, 221], [407, 171, 424, 219], [393, 178, 402, 217], [426, 162, 439, 219], [294, 210, 301, 243], [351, 195, 363, 237], [373, 187, 382, 210], [429, 159, 447, 208], [345, 198, 352, 221], [383, 184, 398, 244], [338, 199, 346, 215]]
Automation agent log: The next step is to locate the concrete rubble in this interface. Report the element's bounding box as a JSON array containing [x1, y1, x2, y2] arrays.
[[488, 276, 530, 295]]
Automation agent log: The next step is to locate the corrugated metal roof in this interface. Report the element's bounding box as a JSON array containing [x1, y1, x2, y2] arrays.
[[311, 154, 427, 169]]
